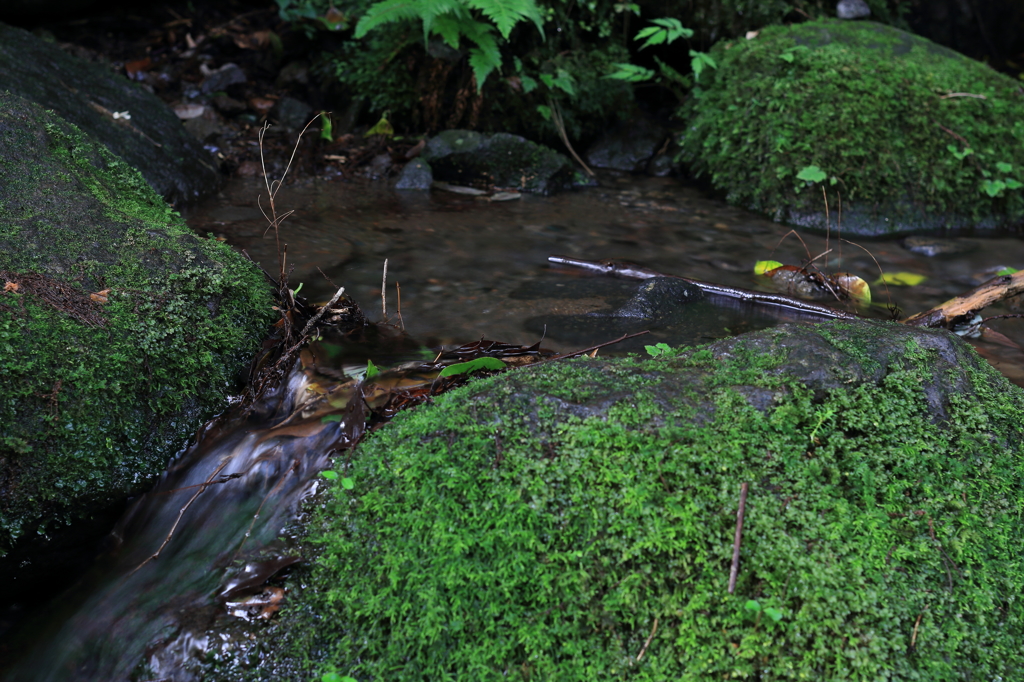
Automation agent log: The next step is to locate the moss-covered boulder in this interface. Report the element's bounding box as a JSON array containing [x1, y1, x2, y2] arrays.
[[0, 22, 222, 205], [0, 92, 275, 558], [249, 319, 1023, 680], [680, 19, 1024, 236]]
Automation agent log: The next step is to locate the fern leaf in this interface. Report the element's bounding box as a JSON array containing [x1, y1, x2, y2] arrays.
[[467, 31, 501, 90], [418, 0, 465, 39], [354, 0, 424, 37], [463, 0, 543, 40], [431, 13, 465, 48]]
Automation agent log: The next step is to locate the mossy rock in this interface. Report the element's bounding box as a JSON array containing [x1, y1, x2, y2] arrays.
[[239, 319, 1023, 680], [0, 23, 222, 205], [422, 130, 576, 195], [680, 19, 1024, 236], [0, 92, 275, 559]]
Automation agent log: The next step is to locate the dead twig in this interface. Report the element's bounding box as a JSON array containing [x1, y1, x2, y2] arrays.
[[910, 610, 925, 650], [543, 330, 651, 362], [904, 270, 1024, 329], [548, 98, 596, 178], [728, 482, 749, 594], [636, 617, 659, 662], [939, 92, 987, 100]]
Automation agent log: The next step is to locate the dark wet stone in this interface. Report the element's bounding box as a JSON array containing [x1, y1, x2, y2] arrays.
[[183, 116, 224, 143], [271, 96, 315, 132], [423, 130, 574, 195], [585, 115, 668, 173], [614, 277, 705, 318], [901, 235, 979, 257], [395, 159, 434, 190], [200, 63, 247, 95], [0, 22, 221, 205]]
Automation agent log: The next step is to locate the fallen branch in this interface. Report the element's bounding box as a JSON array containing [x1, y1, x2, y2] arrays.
[[728, 482, 749, 594], [903, 270, 1024, 329], [548, 256, 860, 320]]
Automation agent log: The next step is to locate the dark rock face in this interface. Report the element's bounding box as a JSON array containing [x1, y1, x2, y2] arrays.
[[585, 115, 668, 174], [0, 22, 222, 205], [0, 92, 274, 565], [221, 318, 1024, 680], [421, 130, 575, 195]]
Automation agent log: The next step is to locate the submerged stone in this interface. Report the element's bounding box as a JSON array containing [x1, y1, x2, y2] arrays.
[[0, 93, 274, 568], [680, 19, 1024, 236], [223, 319, 1024, 680], [422, 130, 575, 195], [0, 22, 222, 205]]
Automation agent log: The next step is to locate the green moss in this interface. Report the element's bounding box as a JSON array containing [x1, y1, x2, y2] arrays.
[[0, 93, 276, 553], [680, 19, 1024, 235], [245, 321, 1024, 680]]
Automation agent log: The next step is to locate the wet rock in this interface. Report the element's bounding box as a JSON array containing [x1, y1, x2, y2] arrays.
[[211, 94, 248, 116], [0, 92, 274, 569], [680, 19, 1024, 236], [585, 114, 668, 173], [275, 60, 310, 88], [614, 277, 704, 318], [241, 318, 1024, 679], [422, 130, 575, 195], [0, 22, 221, 205], [200, 63, 247, 95], [183, 115, 224, 144], [271, 96, 314, 132], [901, 235, 979, 257], [395, 159, 434, 190], [836, 0, 871, 19]]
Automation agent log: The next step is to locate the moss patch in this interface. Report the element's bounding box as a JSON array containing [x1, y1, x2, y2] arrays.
[[0, 92, 275, 554], [680, 19, 1024, 236], [241, 320, 1024, 680]]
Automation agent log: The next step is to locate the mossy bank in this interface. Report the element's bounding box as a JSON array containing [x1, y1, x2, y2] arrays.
[[680, 19, 1024, 236], [224, 320, 1023, 680], [0, 92, 275, 559]]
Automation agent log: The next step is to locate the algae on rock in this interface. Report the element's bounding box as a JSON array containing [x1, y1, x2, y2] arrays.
[[254, 320, 1023, 680], [680, 19, 1024, 236], [0, 92, 275, 557]]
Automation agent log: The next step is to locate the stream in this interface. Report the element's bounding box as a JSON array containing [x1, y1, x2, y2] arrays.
[[5, 172, 1024, 680]]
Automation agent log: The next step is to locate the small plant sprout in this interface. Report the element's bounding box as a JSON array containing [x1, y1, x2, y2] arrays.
[[744, 599, 784, 626], [645, 342, 672, 357]]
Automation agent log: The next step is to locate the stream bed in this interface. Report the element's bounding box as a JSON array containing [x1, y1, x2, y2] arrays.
[[6, 171, 1024, 680]]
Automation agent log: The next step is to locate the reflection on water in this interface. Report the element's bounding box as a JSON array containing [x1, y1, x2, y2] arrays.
[[187, 173, 1024, 380]]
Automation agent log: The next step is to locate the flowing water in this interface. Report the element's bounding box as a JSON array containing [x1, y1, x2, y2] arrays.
[[6, 172, 1024, 680]]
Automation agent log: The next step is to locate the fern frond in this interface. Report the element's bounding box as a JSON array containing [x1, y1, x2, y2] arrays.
[[463, 0, 544, 40], [354, 0, 425, 37], [431, 13, 466, 48], [467, 31, 501, 90], [418, 0, 466, 40]]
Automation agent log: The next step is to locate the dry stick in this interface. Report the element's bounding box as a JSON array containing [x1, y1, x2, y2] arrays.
[[728, 482, 749, 594], [636, 617, 659, 662], [381, 258, 389, 322], [543, 330, 651, 362], [549, 98, 596, 178], [910, 611, 925, 649], [395, 281, 405, 330], [130, 457, 234, 575], [904, 270, 1024, 328], [822, 186, 830, 272]]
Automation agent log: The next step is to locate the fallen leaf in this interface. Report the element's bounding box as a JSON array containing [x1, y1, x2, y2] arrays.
[[877, 272, 926, 287], [90, 289, 110, 304], [834, 273, 871, 304], [125, 58, 152, 80], [754, 260, 784, 275], [2, 281, 18, 293]]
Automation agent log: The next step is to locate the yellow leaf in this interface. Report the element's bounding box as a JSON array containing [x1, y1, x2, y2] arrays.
[[364, 111, 393, 138], [90, 289, 110, 303], [754, 260, 784, 275], [877, 272, 926, 287]]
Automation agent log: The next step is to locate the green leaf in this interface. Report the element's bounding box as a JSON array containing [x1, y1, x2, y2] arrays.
[[982, 179, 1006, 197], [320, 113, 333, 141], [605, 63, 656, 82], [354, 0, 425, 38], [645, 342, 672, 357], [689, 50, 716, 81], [320, 470, 339, 480], [754, 260, 784, 275], [744, 599, 761, 612], [438, 356, 506, 377], [996, 267, 1019, 276], [341, 477, 355, 489], [321, 414, 344, 423], [763, 607, 784, 622], [996, 161, 1013, 173], [1006, 179, 1023, 190], [536, 104, 552, 120], [635, 18, 692, 50], [796, 165, 827, 183], [366, 359, 380, 379]]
